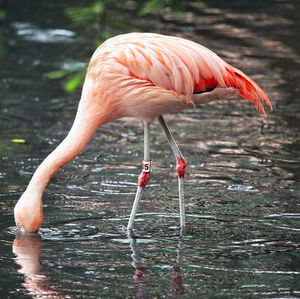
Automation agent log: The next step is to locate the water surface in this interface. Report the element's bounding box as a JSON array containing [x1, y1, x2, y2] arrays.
[[0, 0, 299, 297]]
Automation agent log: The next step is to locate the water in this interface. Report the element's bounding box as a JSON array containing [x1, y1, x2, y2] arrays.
[[1, 0, 300, 297]]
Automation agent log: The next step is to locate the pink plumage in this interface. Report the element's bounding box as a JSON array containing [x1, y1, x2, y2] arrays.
[[89, 32, 272, 117], [14, 32, 272, 233]]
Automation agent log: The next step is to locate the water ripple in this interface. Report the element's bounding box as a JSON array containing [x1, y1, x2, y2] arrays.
[[12, 22, 76, 43], [227, 184, 259, 192]]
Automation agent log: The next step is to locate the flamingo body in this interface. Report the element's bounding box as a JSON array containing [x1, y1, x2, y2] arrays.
[[14, 33, 272, 232]]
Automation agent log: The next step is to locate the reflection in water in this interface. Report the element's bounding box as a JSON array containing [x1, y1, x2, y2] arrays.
[[129, 235, 148, 298], [12, 232, 65, 298], [169, 233, 185, 297], [128, 230, 185, 298]]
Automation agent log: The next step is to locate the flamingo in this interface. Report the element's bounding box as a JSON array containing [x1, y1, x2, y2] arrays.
[[14, 32, 272, 233]]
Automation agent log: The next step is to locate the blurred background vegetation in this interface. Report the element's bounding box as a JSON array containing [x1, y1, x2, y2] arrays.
[[0, 0, 6, 58]]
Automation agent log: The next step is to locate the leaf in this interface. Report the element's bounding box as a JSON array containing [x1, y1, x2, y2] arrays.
[[11, 139, 26, 143], [65, 70, 86, 92], [0, 145, 7, 158], [47, 70, 70, 79], [95, 31, 113, 46], [138, 0, 164, 16], [66, 7, 95, 23], [66, 0, 105, 24], [196, 1, 207, 9], [92, 1, 105, 14]]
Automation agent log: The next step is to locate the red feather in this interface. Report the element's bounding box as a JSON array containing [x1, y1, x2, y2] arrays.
[[224, 66, 272, 117]]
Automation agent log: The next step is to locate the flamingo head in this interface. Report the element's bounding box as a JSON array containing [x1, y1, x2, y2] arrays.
[[14, 192, 43, 233]]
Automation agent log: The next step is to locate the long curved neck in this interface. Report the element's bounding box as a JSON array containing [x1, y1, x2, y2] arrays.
[[23, 71, 124, 200], [25, 111, 103, 197]]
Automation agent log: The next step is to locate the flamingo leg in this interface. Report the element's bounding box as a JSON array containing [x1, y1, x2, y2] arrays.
[[158, 115, 187, 229], [127, 121, 151, 230]]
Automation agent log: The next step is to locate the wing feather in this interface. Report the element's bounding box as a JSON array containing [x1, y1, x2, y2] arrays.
[[92, 33, 272, 116]]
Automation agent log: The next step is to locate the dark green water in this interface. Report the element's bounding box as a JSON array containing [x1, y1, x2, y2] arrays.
[[0, 0, 299, 298]]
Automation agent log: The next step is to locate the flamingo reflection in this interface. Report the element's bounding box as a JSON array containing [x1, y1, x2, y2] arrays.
[[128, 230, 185, 298], [12, 232, 65, 298], [170, 234, 185, 296]]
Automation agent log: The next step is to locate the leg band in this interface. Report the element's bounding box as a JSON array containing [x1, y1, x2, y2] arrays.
[[138, 160, 152, 188], [176, 157, 186, 178]]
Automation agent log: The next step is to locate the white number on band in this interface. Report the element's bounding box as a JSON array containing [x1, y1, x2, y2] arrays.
[[143, 161, 152, 173]]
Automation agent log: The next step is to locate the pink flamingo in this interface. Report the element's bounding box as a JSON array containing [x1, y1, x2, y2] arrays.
[[14, 33, 272, 233]]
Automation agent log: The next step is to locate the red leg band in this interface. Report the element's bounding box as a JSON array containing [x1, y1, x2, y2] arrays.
[[138, 172, 151, 188], [176, 157, 186, 178], [138, 160, 152, 188]]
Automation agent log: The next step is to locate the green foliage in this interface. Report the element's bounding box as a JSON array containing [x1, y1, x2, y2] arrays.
[[65, 70, 87, 92], [196, 0, 206, 9], [138, 0, 164, 16], [0, 9, 6, 21], [66, 0, 105, 24], [47, 62, 87, 93], [96, 31, 112, 46], [47, 70, 71, 80], [0, 145, 7, 158], [0, 35, 6, 57]]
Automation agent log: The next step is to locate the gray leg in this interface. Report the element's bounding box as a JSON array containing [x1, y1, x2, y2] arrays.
[[127, 121, 151, 230], [158, 115, 186, 229]]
